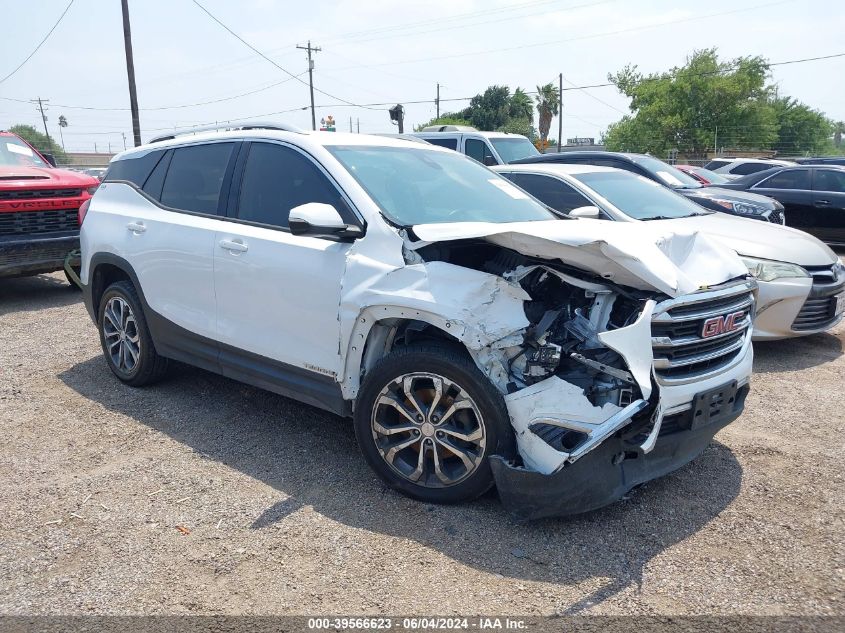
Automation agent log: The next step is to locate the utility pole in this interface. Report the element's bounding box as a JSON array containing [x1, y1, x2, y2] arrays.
[[122, 132, 127, 150], [389, 105, 405, 134], [436, 83, 440, 119], [349, 116, 353, 133], [297, 40, 321, 131], [34, 97, 51, 142], [121, 0, 142, 146], [356, 118, 360, 133], [557, 73, 563, 153], [714, 125, 718, 157]]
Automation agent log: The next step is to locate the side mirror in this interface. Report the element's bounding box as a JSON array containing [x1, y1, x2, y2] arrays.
[[483, 155, 499, 167], [288, 202, 362, 239], [41, 152, 57, 167], [568, 205, 601, 219]]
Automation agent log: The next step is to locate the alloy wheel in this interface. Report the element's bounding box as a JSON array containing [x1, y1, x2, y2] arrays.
[[102, 296, 141, 374], [370, 372, 487, 488]]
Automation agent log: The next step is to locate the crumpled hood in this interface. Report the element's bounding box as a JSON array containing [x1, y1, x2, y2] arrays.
[[654, 214, 838, 267], [686, 186, 780, 208], [0, 164, 97, 187], [413, 219, 748, 297]]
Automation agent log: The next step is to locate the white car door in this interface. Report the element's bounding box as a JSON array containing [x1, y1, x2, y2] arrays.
[[213, 141, 360, 385], [113, 141, 238, 343]]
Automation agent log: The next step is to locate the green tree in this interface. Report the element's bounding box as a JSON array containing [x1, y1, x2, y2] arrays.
[[414, 114, 472, 131], [465, 85, 511, 130], [9, 124, 68, 164], [834, 121, 844, 148], [535, 83, 559, 146], [509, 87, 534, 123], [769, 97, 833, 155], [497, 117, 538, 141], [604, 49, 777, 156]]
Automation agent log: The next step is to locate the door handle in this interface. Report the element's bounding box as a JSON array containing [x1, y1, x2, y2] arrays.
[[219, 238, 248, 253], [814, 199, 831, 207], [127, 221, 146, 233]]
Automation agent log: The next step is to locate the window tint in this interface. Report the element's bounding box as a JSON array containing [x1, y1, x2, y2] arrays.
[[464, 138, 496, 164], [237, 142, 349, 229], [105, 150, 165, 187], [730, 162, 772, 176], [814, 169, 845, 193], [142, 150, 171, 199], [758, 169, 811, 190], [425, 137, 458, 150], [160, 143, 234, 214], [504, 173, 593, 213], [704, 160, 730, 170]]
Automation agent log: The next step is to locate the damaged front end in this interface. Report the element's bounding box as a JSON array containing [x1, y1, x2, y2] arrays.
[[407, 224, 754, 520]]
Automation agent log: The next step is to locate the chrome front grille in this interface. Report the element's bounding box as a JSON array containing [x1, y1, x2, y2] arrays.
[[652, 281, 755, 383]]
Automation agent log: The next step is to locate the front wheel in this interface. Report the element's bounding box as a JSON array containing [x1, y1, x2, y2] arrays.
[[354, 342, 514, 504]]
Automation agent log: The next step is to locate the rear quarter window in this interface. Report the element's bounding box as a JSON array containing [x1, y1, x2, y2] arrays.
[[425, 137, 458, 150], [104, 150, 166, 187], [730, 162, 771, 176]]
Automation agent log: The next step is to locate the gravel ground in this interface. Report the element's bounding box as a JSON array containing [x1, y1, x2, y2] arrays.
[[0, 271, 843, 616]]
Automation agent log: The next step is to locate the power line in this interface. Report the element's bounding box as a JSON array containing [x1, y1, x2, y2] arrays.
[[190, 0, 386, 111], [0, 0, 75, 85]]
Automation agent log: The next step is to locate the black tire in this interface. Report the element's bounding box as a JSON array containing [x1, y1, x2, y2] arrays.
[[97, 280, 169, 387], [354, 341, 514, 504]]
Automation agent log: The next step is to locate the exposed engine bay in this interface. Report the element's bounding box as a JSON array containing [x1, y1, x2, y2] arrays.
[[412, 239, 666, 474]]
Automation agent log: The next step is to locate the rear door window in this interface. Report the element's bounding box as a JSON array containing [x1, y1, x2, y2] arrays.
[[160, 143, 235, 214], [236, 142, 351, 229], [730, 162, 772, 176], [425, 137, 458, 150], [704, 159, 730, 170], [813, 169, 845, 193], [757, 169, 811, 190]]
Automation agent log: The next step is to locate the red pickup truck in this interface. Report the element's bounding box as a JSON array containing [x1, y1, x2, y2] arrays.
[[0, 131, 100, 283]]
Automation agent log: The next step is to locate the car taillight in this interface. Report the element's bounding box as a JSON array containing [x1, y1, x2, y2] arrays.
[[78, 199, 91, 226]]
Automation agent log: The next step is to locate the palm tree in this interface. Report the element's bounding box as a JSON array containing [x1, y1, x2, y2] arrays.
[[58, 115, 68, 151], [535, 83, 560, 147], [834, 120, 844, 148], [509, 87, 533, 123]]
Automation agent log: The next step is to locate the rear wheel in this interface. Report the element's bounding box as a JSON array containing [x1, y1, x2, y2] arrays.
[[97, 281, 169, 386], [354, 342, 513, 503]]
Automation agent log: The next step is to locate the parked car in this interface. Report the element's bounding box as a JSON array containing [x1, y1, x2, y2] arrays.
[[0, 130, 99, 283], [794, 157, 845, 166], [674, 164, 731, 186], [80, 123, 754, 519], [81, 167, 108, 181], [703, 157, 795, 179], [715, 165, 845, 246], [495, 163, 844, 340], [512, 151, 786, 223], [411, 127, 538, 165]]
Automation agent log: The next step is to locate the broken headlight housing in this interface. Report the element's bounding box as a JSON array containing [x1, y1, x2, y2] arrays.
[[740, 256, 809, 282]]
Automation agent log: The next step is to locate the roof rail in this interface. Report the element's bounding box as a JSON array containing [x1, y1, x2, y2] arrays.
[[148, 121, 304, 144]]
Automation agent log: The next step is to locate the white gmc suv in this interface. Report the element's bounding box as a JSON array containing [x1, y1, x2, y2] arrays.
[[79, 123, 755, 520]]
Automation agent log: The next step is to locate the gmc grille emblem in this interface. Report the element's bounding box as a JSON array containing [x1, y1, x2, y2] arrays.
[[701, 311, 745, 338]]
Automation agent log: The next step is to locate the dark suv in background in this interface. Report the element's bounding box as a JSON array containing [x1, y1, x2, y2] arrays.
[[513, 151, 786, 224]]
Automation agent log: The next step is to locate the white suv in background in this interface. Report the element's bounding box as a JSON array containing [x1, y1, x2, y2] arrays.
[[411, 126, 539, 165], [704, 157, 796, 180], [79, 123, 755, 520]]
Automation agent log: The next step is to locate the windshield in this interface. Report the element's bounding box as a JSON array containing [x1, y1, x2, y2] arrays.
[[490, 137, 539, 163], [328, 145, 557, 226], [572, 171, 709, 220], [690, 166, 730, 184], [630, 155, 702, 189], [0, 136, 49, 168]]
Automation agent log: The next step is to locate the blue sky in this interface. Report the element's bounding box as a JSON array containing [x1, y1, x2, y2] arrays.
[[1, 0, 843, 152]]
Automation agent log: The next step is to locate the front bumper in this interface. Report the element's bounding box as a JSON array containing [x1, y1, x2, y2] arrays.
[[753, 272, 845, 341], [492, 383, 749, 521], [0, 234, 80, 278]]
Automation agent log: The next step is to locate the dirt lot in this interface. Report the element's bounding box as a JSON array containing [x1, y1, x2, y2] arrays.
[[0, 272, 843, 616]]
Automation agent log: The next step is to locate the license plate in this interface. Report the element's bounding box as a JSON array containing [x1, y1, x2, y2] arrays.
[[690, 380, 739, 430], [835, 292, 845, 317]]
